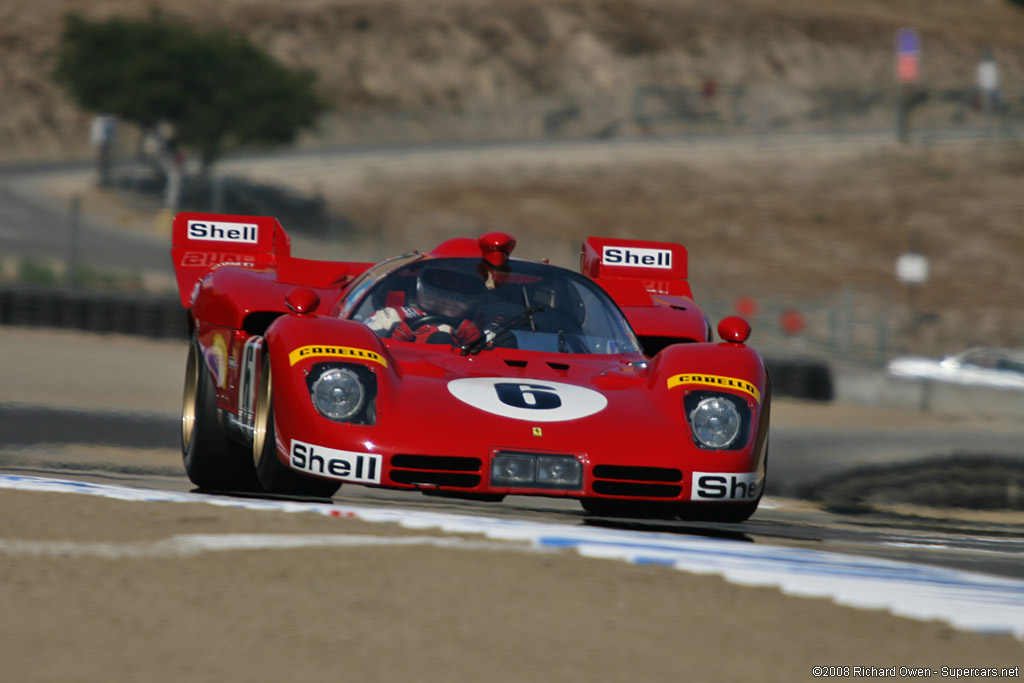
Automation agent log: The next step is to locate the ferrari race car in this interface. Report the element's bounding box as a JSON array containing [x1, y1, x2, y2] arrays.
[[171, 212, 770, 521]]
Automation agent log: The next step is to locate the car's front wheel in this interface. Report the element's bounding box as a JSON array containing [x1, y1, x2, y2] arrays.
[[181, 338, 260, 492], [253, 355, 341, 499], [580, 498, 759, 522], [675, 500, 760, 523], [579, 498, 678, 519]]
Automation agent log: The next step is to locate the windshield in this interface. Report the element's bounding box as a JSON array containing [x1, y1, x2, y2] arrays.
[[349, 257, 641, 355]]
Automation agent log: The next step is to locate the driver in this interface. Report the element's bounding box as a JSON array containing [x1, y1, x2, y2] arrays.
[[364, 264, 484, 346]]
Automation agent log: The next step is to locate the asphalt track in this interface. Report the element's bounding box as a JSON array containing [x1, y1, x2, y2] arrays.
[[2, 336, 1024, 683]]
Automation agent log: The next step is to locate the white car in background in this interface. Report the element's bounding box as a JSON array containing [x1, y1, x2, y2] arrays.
[[887, 347, 1024, 390]]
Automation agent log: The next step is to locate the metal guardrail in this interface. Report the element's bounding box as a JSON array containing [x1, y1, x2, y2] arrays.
[[0, 287, 186, 340]]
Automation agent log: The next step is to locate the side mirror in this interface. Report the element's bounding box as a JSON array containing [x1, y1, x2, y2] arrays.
[[286, 288, 320, 316], [717, 316, 751, 344]]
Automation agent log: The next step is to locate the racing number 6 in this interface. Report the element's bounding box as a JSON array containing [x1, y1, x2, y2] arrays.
[[494, 383, 562, 410]]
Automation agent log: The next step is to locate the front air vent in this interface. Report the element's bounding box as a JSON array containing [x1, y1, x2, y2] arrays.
[[592, 465, 682, 482], [389, 454, 483, 489], [391, 454, 481, 472], [390, 471, 481, 487], [591, 464, 684, 499], [592, 481, 682, 497]]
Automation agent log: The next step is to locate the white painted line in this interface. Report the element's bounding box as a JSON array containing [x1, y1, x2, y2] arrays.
[[1, 474, 1022, 639], [0, 534, 548, 559]]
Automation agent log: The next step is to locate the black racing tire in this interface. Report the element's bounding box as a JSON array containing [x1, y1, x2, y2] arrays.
[[579, 499, 678, 519], [580, 497, 759, 522], [253, 355, 341, 499], [181, 338, 260, 492]]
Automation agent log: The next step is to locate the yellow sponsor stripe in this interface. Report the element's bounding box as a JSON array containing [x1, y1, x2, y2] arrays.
[[288, 345, 388, 367], [667, 373, 761, 403]]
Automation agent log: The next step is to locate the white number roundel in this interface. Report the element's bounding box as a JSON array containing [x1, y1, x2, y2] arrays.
[[447, 377, 608, 422]]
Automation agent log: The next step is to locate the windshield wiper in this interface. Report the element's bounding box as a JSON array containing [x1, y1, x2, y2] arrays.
[[460, 305, 545, 356]]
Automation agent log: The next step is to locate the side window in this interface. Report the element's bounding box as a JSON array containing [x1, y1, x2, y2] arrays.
[[341, 253, 423, 320]]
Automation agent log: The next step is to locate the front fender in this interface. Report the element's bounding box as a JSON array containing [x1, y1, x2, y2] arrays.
[[265, 314, 394, 374], [648, 342, 768, 400], [648, 341, 772, 478], [263, 314, 397, 459]]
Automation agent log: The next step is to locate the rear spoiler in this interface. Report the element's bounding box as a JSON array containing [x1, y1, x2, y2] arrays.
[[171, 212, 290, 307], [581, 236, 711, 348], [580, 237, 691, 300]]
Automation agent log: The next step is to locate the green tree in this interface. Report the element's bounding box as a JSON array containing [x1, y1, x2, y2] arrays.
[[53, 12, 327, 171]]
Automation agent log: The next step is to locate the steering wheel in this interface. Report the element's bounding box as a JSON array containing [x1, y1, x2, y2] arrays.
[[408, 314, 462, 330]]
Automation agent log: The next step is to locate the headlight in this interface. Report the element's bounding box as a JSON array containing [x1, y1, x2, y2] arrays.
[[690, 396, 741, 449], [492, 454, 535, 484], [311, 367, 365, 421], [536, 455, 582, 486], [491, 452, 582, 489]]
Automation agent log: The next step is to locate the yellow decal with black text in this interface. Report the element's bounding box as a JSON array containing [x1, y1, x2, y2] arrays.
[[289, 345, 387, 367], [667, 373, 761, 403], [211, 334, 228, 388]]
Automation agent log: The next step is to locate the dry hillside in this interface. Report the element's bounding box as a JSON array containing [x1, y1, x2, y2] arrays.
[[3, 0, 1024, 158], [3, 0, 1024, 358]]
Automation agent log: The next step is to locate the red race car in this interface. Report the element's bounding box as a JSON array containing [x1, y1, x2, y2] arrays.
[[172, 212, 770, 521]]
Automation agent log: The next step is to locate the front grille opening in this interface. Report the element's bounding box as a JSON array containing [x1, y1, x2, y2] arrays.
[[592, 481, 682, 498], [389, 471, 481, 487], [592, 465, 682, 483], [389, 454, 482, 489], [391, 454, 481, 472], [503, 359, 528, 368]]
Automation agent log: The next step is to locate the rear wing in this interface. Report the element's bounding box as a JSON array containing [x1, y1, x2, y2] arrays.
[[171, 212, 291, 307], [171, 212, 374, 316], [580, 237, 691, 299], [580, 237, 710, 349]]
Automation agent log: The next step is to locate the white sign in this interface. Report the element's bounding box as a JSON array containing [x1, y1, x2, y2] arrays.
[[691, 471, 761, 501], [601, 246, 672, 269], [977, 60, 999, 93], [187, 220, 259, 244], [290, 440, 382, 484], [895, 252, 929, 285]]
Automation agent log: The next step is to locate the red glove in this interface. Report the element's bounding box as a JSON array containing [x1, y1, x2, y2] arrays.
[[455, 320, 482, 346], [392, 321, 415, 342]]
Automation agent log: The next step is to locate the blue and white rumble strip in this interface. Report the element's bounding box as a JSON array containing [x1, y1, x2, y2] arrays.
[[2, 474, 1022, 640]]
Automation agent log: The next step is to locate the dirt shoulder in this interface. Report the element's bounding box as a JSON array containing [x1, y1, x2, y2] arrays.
[[1, 488, 1021, 683]]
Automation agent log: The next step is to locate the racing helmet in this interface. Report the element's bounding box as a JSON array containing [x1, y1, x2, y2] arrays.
[[416, 265, 484, 318]]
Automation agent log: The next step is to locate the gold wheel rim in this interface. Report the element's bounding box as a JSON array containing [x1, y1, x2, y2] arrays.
[[253, 360, 271, 468], [182, 344, 198, 450]]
